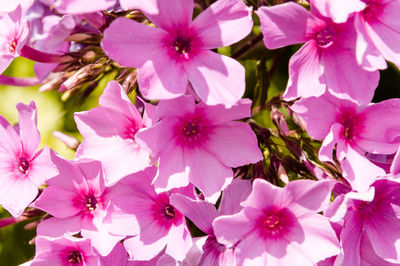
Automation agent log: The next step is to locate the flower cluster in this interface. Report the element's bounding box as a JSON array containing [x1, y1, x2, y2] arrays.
[[0, 0, 400, 265]]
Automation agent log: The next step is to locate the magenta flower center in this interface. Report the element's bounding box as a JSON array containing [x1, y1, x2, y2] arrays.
[[257, 207, 294, 239], [337, 109, 363, 142], [85, 194, 98, 211], [182, 121, 199, 137], [315, 28, 335, 48], [173, 35, 191, 55], [123, 122, 139, 140], [18, 157, 30, 174], [163, 204, 176, 219], [67, 250, 82, 264]]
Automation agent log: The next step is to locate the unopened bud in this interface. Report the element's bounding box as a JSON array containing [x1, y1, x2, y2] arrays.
[[53, 131, 80, 150]]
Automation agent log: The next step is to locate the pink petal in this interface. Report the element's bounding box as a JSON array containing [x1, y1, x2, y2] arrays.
[[16, 102, 40, 156], [340, 214, 363, 266], [311, 0, 366, 23], [218, 179, 252, 216], [365, 16, 400, 68], [284, 179, 333, 217], [143, 0, 193, 32], [36, 216, 81, 237], [186, 148, 233, 202], [240, 178, 282, 210], [341, 145, 385, 193], [124, 235, 168, 261], [199, 98, 252, 125], [321, 46, 379, 105], [54, 0, 116, 14], [119, 0, 158, 13], [29, 147, 58, 187], [102, 17, 166, 67], [256, 2, 315, 49], [155, 96, 195, 119], [192, 0, 253, 49], [169, 193, 218, 235], [137, 53, 188, 101], [318, 123, 346, 163], [153, 142, 190, 193], [202, 121, 262, 168], [0, 176, 37, 216], [354, 14, 387, 71], [213, 210, 253, 247], [81, 223, 124, 256], [98, 81, 142, 123], [34, 185, 81, 218], [165, 224, 192, 261], [284, 41, 325, 100], [390, 147, 400, 176], [185, 50, 245, 107], [357, 99, 400, 154]]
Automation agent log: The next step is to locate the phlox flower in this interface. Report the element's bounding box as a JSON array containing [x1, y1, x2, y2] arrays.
[[326, 178, 400, 265], [256, 2, 379, 105], [34, 157, 126, 256], [0, 0, 33, 13], [213, 179, 339, 265], [292, 91, 400, 192], [313, 0, 400, 71], [107, 167, 193, 262], [135, 96, 263, 202], [0, 6, 30, 74], [0, 101, 57, 216], [102, 0, 253, 107], [31, 235, 100, 266], [75, 81, 151, 186], [170, 179, 253, 265]]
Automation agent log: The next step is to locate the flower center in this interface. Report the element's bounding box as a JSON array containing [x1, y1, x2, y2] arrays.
[[8, 39, 17, 54], [85, 194, 98, 211], [18, 157, 30, 174], [257, 207, 294, 239], [173, 35, 191, 55], [182, 121, 199, 137], [124, 123, 139, 140], [67, 250, 82, 264], [315, 27, 334, 48], [164, 204, 176, 219]]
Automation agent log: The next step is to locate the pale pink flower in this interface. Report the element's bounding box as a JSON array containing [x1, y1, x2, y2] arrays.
[[0, 0, 33, 13], [256, 2, 379, 105], [135, 96, 263, 201], [75, 81, 151, 186], [31, 235, 100, 266], [102, 0, 253, 107], [0, 101, 57, 216], [0, 6, 30, 74], [292, 91, 400, 192], [312, 0, 400, 71], [327, 178, 400, 265], [213, 179, 339, 265], [34, 157, 125, 256]]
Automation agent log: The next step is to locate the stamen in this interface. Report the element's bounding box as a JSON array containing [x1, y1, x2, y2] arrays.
[[18, 157, 30, 174], [85, 194, 97, 211], [164, 204, 175, 218], [67, 250, 82, 264]]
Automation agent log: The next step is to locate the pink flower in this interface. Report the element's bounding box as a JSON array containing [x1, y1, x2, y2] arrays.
[[313, 0, 400, 71], [292, 91, 400, 191], [31, 235, 100, 266], [0, 0, 33, 12], [213, 179, 339, 265], [135, 96, 263, 201], [170, 179, 253, 265], [0, 6, 30, 74], [327, 178, 400, 265], [102, 0, 253, 107], [34, 157, 125, 256], [108, 167, 193, 261], [256, 2, 379, 105], [75, 81, 151, 186], [0, 101, 57, 216]]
